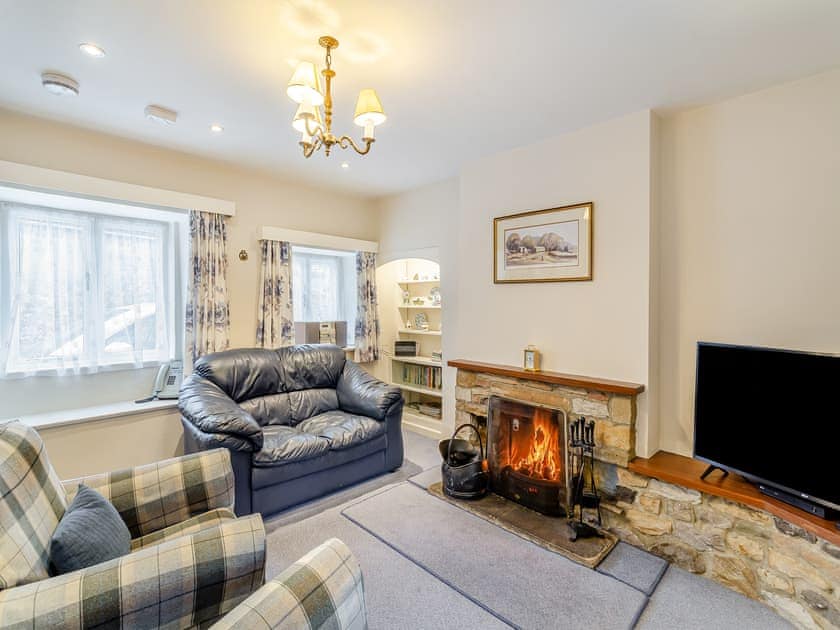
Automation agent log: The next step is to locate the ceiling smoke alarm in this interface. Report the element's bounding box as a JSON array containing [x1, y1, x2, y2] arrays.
[[144, 104, 178, 125], [41, 72, 79, 96]]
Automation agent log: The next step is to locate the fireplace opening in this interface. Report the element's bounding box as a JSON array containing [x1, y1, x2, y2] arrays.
[[487, 396, 569, 516]]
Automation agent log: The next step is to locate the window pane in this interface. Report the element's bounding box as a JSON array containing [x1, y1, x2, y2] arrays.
[[9, 211, 92, 370], [100, 220, 167, 362]]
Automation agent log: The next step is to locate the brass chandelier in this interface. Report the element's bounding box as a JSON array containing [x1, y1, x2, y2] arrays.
[[286, 35, 386, 158]]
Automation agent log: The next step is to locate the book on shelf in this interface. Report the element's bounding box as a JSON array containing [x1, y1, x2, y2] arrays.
[[399, 363, 442, 389]]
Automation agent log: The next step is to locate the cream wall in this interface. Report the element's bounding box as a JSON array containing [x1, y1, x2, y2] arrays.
[[0, 108, 378, 419], [456, 111, 656, 455], [376, 178, 459, 431], [375, 115, 658, 453], [658, 68, 840, 455]]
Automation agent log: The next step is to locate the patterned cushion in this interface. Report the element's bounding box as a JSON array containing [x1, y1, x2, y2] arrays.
[[130, 507, 236, 550], [0, 421, 67, 589], [210, 538, 366, 630], [298, 411, 386, 450]]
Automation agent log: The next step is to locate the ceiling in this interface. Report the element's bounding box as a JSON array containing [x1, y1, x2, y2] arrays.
[[1, 1, 840, 197]]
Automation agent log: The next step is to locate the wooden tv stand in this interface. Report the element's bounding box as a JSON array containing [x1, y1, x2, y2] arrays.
[[629, 451, 840, 546]]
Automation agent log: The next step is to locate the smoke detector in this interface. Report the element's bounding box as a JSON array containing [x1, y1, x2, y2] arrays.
[[41, 72, 79, 96], [144, 104, 177, 125]]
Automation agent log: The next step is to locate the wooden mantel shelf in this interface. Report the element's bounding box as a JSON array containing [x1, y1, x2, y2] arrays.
[[630, 451, 840, 546], [447, 359, 645, 396]]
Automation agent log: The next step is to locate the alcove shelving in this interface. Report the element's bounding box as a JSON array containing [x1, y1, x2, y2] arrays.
[[389, 261, 443, 438]]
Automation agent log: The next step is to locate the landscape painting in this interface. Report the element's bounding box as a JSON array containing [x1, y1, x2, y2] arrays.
[[494, 203, 593, 283]]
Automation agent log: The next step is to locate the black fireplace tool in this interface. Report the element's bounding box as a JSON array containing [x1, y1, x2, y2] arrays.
[[568, 416, 603, 541]]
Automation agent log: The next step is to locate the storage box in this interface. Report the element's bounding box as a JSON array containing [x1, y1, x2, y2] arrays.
[[295, 321, 348, 348]]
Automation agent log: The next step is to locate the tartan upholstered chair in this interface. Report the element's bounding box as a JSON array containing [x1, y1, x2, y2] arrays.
[[0, 420, 266, 629], [212, 538, 368, 630]]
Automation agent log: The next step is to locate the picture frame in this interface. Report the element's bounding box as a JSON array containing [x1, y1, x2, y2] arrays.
[[493, 202, 593, 283]]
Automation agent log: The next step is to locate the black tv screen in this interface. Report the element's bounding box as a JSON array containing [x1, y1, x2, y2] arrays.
[[694, 342, 840, 512]]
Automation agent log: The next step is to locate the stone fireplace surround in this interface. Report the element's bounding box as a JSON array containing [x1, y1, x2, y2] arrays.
[[450, 359, 840, 629]]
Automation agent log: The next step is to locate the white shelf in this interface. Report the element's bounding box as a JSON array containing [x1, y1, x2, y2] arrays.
[[399, 304, 441, 309], [402, 409, 443, 439], [391, 355, 442, 367], [397, 329, 442, 336], [392, 381, 443, 397], [398, 279, 440, 285]]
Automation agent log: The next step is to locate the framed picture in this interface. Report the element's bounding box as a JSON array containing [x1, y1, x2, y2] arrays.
[[493, 202, 593, 283]]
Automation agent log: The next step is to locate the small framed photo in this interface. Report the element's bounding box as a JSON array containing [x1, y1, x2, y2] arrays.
[[494, 202, 593, 283], [523, 345, 540, 372]]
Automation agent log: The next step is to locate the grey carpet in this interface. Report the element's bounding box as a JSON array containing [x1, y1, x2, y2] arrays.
[[635, 566, 794, 630], [264, 459, 423, 529], [265, 485, 509, 630], [597, 542, 668, 595], [402, 429, 442, 470], [407, 465, 441, 489], [341, 482, 648, 630]]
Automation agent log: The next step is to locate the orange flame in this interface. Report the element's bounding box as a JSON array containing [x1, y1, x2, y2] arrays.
[[510, 409, 561, 481]]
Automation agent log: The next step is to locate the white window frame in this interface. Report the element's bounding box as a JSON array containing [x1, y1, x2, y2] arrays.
[[0, 200, 187, 377], [292, 245, 357, 346]]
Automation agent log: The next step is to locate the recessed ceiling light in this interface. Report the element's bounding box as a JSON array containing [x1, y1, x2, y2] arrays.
[[210, 123, 224, 133], [41, 72, 79, 96], [144, 104, 177, 125], [79, 42, 105, 58], [340, 162, 349, 169]]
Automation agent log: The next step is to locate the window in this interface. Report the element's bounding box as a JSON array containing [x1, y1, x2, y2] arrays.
[[1, 202, 184, 375], [292, 246, 356, 345]]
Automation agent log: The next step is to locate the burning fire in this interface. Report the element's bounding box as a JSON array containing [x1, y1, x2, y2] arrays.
[[510, 410, 560, 481]]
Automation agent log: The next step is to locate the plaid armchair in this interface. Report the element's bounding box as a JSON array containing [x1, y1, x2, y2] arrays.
[[212, 538, 367, 630], [0, 421, 266, 629]]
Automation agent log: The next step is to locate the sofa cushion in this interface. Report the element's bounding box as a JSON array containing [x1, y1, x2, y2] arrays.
[[49, 484, 131, 575], [254, 426, 330, 465], [298, 411, 386, 450], [194, 345, 346, 403], [239, 389, 340, 427]]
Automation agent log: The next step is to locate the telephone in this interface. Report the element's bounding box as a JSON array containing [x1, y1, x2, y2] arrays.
[[135, 360, 183, 403]]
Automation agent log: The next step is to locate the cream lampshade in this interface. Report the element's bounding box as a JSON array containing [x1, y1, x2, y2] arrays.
[[353, 88, 386, 140], [287, 61, 324, 106], [292, 102, 323, 133]]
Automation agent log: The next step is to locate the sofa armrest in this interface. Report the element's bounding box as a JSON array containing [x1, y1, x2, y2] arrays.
[[0, 514, 266, 629], [210, 538, 366, 630], [336, 360, 403, 421], [179, 374, 263, 451], [63, 449, 235, 538]]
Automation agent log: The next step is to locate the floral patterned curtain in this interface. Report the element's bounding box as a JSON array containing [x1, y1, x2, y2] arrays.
[[255, 239, 294, 348], [354, 251, 380, 363], [185, 210, 230, 363]]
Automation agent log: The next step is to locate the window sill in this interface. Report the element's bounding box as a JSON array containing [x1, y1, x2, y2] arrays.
[[5, 399, 178, 431]]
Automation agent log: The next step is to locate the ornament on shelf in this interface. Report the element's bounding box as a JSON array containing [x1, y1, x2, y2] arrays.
[[523, 345, 541, 372]]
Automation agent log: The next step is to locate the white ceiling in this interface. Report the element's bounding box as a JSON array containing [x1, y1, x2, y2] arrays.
[[1, 0, 840, 197]]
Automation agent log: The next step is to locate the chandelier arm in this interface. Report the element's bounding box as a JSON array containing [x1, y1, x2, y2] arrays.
[[300, 135, 323, 158], [337, 135, 375, 155], [303, 117, 325, 139]]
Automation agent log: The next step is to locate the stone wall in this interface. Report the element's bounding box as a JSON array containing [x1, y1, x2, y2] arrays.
[[454, 367, 840, 630], [597, 464, 840, 629], [455, 369, 637, 467]]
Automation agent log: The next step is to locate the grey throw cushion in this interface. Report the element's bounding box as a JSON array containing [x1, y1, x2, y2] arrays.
[[49, 484, 131, 574]]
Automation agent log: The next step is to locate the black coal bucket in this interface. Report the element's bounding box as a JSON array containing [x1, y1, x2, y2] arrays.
[[439, 424, 488, 499]]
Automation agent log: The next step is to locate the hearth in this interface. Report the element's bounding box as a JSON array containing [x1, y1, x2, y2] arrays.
[[487, 396, 570, 516]]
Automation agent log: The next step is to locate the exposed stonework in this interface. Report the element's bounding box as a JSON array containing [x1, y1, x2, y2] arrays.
[[453, 368, 637, 467], [597, 461, 840, 629]]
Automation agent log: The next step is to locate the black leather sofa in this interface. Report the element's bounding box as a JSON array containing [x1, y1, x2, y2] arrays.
[[179, 345, 404, 516]]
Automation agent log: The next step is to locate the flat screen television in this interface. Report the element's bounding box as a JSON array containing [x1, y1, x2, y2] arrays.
[[694, 342, 840, 516]]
